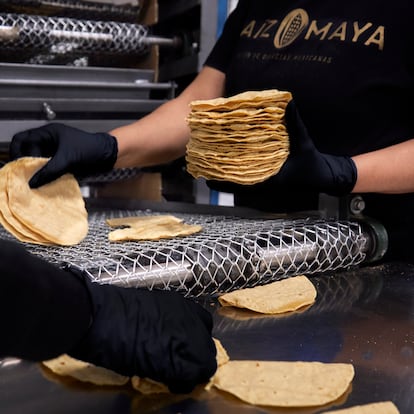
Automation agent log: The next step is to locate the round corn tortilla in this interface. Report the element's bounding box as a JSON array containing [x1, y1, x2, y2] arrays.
[[213, 338, 230, 367], [211, 360, 354, 407], [190, 89, 292, 111], [322, 401, 399, 413], [106, 214, 182, 228], [6, 157, 88, 246], [106, 214, 202, 242], [131, 377, 170, 395], [218, 275, 317, 314], [42, 354, 129, 386], [0, 162, 49, 244]]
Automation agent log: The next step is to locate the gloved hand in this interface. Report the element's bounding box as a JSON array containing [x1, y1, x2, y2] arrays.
[[0, 239, 92, 362], [68, 270, 217, 394], [9, 123, 118, 188], [208, 100, 357, 196], [0, 238, 216, 394]]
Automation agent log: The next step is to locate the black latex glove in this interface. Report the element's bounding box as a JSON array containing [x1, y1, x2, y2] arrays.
[[0, 239, 93, 362], [9, 123, 118, 188], [208, 100, 357, 197], [68, 270, 217, 394], [0, 238, 216, 394]]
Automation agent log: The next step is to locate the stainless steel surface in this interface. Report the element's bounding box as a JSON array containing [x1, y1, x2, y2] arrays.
[[1, 263, 414, 413], [0, 62, 174, 104], [0, 203, 373, 297], [0, 62, 174, 142], [0, 119, 152, 143]]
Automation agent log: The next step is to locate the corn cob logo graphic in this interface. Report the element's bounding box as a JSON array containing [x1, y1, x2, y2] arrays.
[[274, 9, 309, 49]]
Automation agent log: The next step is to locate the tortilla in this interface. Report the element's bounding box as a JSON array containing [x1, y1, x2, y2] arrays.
[[106, 214, 182, 228], [214, 338, 230, 367], [42, 354, 129, 386], [218, 275, 317, 314], [186, 89, 292, 185], [322, 401, 400, 413], [0, 161, 49, 244], [106, 214, 202, 242], [3, 157, 88, 245], [131, 337, 230, 395], [131, 377, 169, 395], [210, 360, 354, 407], [190, 90, 292, 111]]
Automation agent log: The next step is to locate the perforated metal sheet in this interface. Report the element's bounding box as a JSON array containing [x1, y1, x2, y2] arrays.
[[0, 209, 369, 297]]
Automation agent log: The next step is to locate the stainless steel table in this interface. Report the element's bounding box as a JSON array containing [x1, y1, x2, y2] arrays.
[[1, 262, 414, 414]]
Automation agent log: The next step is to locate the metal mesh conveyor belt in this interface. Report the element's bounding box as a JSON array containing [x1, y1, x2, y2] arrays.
[[0, 209, 370, 297]]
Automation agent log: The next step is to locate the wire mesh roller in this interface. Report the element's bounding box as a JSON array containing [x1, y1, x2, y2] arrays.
[[0, 209, 372, 297], [0, 0, 145, 22], [0, 13, 150, 56]]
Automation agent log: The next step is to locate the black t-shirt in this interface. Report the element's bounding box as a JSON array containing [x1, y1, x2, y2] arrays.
[[206, 0, 414, 155], [204, 0, 414, 262]]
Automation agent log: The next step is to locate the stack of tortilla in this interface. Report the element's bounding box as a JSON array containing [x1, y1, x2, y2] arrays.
[[0, 157, 88, 246], [186, 89, 292, 185]]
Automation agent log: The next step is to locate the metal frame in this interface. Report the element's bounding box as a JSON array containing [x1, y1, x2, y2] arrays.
[[0, 62, 176, 140]]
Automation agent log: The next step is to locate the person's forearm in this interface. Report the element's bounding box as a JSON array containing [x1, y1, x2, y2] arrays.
[[111, 98, 191, 168], [352, 139, 414, 193], [110, 66, 225, 169]]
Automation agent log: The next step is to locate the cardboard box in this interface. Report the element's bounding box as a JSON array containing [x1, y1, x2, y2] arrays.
[[140, 0, 158, 25], [95, 171, 163, 201], [134, 0, 159, 80]]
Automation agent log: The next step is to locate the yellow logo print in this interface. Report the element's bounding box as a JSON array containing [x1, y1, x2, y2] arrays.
[[274, 9, 309, 49], [240, 9, 385, 52]]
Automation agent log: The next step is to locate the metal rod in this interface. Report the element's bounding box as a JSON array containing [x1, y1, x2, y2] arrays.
[[143, 35, 183, 48], [97, 260, 194, 288], [0, 78, 175, 90]]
